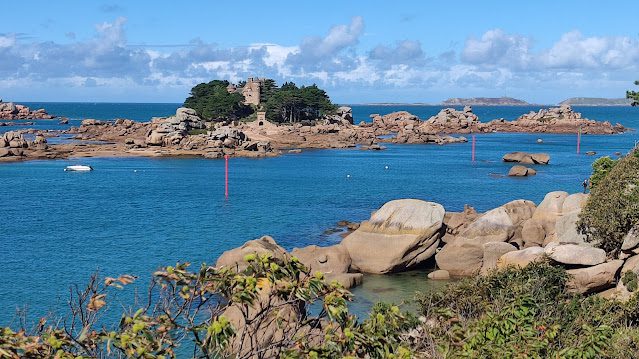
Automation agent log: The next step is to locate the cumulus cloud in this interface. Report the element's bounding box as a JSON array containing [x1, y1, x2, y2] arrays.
[[461, 29, 532, 69], [369, 40, 425, 65], [285, 16, 364, 71], [539, 31, 639, 70]]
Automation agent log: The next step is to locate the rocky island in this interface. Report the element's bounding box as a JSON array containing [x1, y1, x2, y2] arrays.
[[441, 97, 531, 106], [0, 78, 627, 163], [0, 103, 626, 162], [0, 100, 54, 120], [559, 97, 633, 106]]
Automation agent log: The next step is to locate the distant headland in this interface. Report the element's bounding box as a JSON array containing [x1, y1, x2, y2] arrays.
[[441, 97, 532, 106], [558, 97, 633, 106]]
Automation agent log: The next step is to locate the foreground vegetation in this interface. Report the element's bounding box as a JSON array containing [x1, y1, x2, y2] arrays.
[[5, 257, 639, 358]]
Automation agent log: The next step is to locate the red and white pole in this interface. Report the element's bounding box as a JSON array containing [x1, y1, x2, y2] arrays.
[[224, 154, 229, 199]]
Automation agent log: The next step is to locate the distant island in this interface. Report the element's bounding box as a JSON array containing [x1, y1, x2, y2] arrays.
[[441, 97, 531, 106], [558, 97, 632, 106], [352, 102, 436, 106]]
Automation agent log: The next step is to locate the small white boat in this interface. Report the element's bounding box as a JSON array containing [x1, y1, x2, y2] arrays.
[[64, 165, 93, 172]]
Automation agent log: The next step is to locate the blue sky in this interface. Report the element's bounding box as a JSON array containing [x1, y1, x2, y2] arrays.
[[1, 0, 639, 103]]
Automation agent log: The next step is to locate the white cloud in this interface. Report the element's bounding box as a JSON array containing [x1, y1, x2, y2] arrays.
[[539, 31, 639, 69], [0, 34, 15, 48], [369, 40, 425, 65], [461, 29, 532, 69]]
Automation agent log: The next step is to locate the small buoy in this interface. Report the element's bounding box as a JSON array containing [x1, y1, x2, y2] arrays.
[[134, 170, 138, 173], [384, 165, 389, 170], [346, 174, 351, 178], [537, 138, 543, 143]]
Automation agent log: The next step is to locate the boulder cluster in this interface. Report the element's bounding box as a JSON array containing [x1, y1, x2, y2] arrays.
[[369, 105, 624, 136], [369, 111, 468, 145], [0, 101, 53, 120], [144, 108, 274, 157], [216, 191, 639, 297], [502, 151, 550, 177], [422, 106, 480, 133], [517, 104, 586, 122], [491, 104, 625, 134], [0, 131, 49, 158], [146, 107, 206, 146]]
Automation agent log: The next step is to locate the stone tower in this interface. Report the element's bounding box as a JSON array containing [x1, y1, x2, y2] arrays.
[[241, 77, 264, 106]]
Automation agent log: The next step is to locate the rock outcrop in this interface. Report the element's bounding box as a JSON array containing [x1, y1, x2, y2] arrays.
[[291, 244, 362, 288], [215, 236, 289, 271], [566, 260, 623, 294], [342, 199, 444, 274], [421, 106, 480, 133], [435, 199, 535, 276], [0, 101, 54, 120], [488, 105, 624, 134], [496, 246, 545, 269], [503, 152, 550, 165], [544, 243, 606, 266], [508, 165, 537, 177]]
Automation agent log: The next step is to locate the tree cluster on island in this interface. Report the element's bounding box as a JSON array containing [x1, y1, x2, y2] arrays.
[[628, 81, 639, 106], [183, 79, 337, 123]]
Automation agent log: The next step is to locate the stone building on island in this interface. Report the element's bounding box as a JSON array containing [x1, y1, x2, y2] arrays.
[[227, 77, 266, 106]]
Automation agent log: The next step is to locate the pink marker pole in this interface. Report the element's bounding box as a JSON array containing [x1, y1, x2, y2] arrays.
[[224, 155, 229, 199], [471, 135, 476, 162], [577, 128, 581, 154]]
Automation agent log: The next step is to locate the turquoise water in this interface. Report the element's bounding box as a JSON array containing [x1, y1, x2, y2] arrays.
[[1, 104, 638, 325]]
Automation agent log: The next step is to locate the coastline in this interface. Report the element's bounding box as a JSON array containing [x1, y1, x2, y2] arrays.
[[0, 104, 627, 164]]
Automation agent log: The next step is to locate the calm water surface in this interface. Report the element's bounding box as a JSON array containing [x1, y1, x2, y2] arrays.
[[1, 104, 638, 324]]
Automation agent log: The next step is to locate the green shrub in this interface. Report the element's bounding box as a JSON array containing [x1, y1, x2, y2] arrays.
[[578, 152, 639, 254], [188, 129, 208, 135], [589, 156, 618, 190], [415, 262, 639, 358], [624, 271, 639, 292]]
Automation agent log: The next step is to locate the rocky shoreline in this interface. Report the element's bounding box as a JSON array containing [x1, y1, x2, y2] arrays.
[[215, 191, 638, 301], [0, 104, 626, 162]]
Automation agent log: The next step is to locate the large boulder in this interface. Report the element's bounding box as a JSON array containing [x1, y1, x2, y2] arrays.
[[501, 199, 537, 225], [454, 207, 515, 244], [532, 191, 568, 244], [614, 255, 639, 300], [481, 242, 518, 274], [503, 152, 550, 164], [621, 224, 639, 251], [562, 193, 588, 213], [146, 131, 165, 146], [290, 244, 362, 288], [216, 236, 289, 271], [566, 260, 623, 294], [508, 165, 536, 177], [427, 269, 450, 280], [544, 243, 606, 266], [521, 218, 546, 247], [434, 242, 484, 277], [341, 199, 445, 273], [555, 212, 588, 245], [442, 205, 479, 243], [496, 247, 545, 269], [222, 282, 306, 358]]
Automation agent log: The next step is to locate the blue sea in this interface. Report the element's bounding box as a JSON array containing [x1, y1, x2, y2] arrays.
[[1, 103, 638, 325]]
